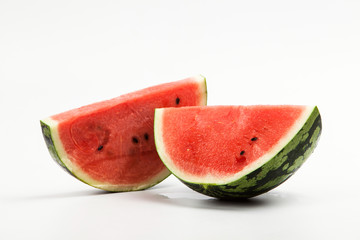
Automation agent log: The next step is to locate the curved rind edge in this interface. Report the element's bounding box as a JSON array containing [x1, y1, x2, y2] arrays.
[[181, 106, 322, 199], [153, 75, 207, 181], [40, 120, 74, 176]]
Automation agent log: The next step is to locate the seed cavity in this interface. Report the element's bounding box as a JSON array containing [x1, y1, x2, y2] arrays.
[[132, 137, 139, 144], [251, 137, 258, 141], [144, 133, 149, 141], [240, 150, 245, 155], [97, 145, 103, 151], [176, 97, 180, 105]]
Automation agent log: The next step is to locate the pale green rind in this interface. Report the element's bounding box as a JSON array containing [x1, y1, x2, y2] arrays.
[[175, 107, 321, 199], [199, 75, 208, 106], [40, 120, 74, 176]]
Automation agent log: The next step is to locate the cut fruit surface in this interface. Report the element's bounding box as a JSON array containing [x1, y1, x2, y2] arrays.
[[154, 105, 321, 199], [41, 75, 207, 191]]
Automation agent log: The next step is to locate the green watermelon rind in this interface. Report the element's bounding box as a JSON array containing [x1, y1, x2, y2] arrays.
[[40, 75, 207, 192], [40, 120, 73, 176], [155, 106, 322, 199], [200, 75, 207, 105]]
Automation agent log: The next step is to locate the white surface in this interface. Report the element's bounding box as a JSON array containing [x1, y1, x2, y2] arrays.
[[1, 0, 359, 239]]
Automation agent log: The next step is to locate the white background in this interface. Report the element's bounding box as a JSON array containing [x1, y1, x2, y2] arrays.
[[1, 0, 359, 239]]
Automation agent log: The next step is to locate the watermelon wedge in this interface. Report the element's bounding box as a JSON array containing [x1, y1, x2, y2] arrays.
[[40, 75, 207, 191], [154, 105, 321, 199]]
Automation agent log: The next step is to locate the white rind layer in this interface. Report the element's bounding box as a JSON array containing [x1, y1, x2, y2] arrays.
[[154, 105, 315, 185], [195, 75, 207, 106]]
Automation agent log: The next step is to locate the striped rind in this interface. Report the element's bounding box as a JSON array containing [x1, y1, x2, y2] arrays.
[[40, 120, 73, 176], [157, 106, 321, 199]]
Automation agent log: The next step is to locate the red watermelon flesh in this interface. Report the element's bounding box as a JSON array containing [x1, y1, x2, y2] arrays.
[[41, 75, 207, 191], [155, 105, 312, 183]]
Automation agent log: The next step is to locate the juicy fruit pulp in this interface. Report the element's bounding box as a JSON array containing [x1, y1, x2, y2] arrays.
[[154, 105, 321, 199], [41, 75, 207, 191]]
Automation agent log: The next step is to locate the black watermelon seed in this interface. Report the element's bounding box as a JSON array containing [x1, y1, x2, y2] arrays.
[[251, 137, 258, 141], [132, 137, 139, 144], [240, 150, 245, 155], [176, 97, 180, 105], [144, 133, 149, 140], [97, 145, 103, 151]]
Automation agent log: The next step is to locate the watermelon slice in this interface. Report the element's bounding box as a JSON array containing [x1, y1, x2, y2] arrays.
[[40, 75, 207, 191], [154, 105, 321, 199]]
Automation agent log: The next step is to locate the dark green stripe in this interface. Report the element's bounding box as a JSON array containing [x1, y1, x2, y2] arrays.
[[183, 107, 322, 199], [40, 121, 74, 177]]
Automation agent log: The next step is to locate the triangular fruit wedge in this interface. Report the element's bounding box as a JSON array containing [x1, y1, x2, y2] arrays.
[[40, 75, 207, 191], [154, 105, 321, 199]]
